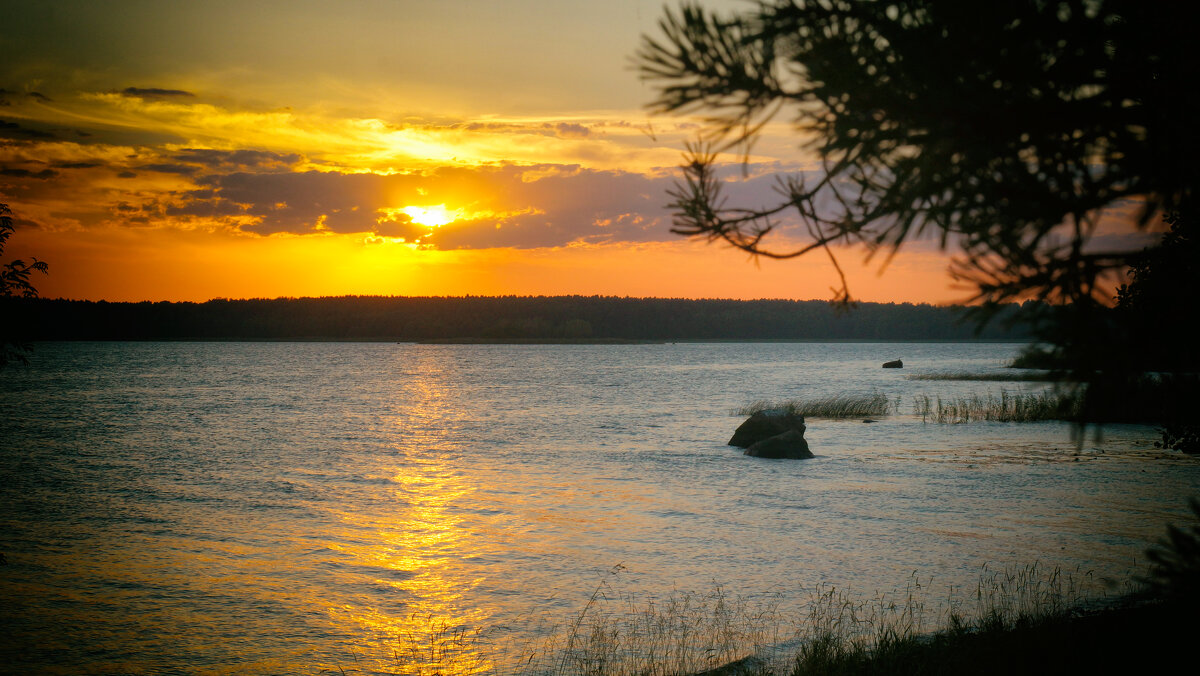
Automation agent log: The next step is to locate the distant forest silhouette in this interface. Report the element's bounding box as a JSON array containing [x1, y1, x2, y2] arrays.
[[5, 296, 1041, 342]]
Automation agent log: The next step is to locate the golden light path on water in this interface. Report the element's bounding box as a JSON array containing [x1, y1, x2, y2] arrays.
[[328, 470, 494, 674], [320, 353, 500, 675], [309, 348, 675, 675]]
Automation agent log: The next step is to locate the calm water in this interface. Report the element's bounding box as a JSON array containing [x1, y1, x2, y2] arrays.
[[1, 342, 1197, 674]]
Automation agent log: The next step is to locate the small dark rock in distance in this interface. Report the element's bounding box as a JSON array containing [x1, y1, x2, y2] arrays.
[[882, 359, 903, 368]]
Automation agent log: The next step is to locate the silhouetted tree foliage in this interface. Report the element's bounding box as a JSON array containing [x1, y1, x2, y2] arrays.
[[638, 0, 1199, 428], [1, 203, 49, 368], [1112, 212, 1200, 452], [638, 0, 1196, 307], [1115, 212, 1197, 371], [8, 295, 1037, 342], [1143, 498, 1200, 601]]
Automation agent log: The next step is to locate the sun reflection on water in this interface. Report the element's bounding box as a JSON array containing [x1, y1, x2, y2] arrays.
[[318, 358, 501, 675]]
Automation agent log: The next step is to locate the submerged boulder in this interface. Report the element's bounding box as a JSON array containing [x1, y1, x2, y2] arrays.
[[728, 411, 806, 448], [882, 359, 903, 368], [744, 429, 813, 459]]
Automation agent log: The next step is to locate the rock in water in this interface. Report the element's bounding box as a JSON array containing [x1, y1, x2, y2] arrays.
[[728, 411, 806, 448], [744, 430, 814, 459], [882, 359, 903, 368]]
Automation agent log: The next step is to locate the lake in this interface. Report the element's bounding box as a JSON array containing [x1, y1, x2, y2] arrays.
[[1, 341, 1197, 674]]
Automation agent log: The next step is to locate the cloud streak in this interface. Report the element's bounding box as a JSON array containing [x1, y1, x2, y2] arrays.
[[120, 87, 196, 99]]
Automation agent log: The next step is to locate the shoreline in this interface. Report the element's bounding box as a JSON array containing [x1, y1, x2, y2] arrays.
[[26, 337, 1031, 344]]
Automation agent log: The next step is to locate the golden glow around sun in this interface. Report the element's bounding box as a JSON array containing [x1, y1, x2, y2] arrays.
[[401, 204, 461, 227]]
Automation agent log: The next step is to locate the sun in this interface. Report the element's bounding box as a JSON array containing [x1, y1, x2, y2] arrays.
[[401, 204, 460, 227]]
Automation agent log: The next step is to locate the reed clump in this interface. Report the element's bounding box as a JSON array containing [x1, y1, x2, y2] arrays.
[[911, 390, 1080, 423], [735, 394, 895, 419]]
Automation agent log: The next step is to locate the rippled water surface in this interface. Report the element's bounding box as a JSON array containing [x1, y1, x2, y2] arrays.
[[2, 342, 1197, 673]]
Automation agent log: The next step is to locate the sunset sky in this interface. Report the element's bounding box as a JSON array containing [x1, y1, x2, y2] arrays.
[[0, 1, 1136, 303]]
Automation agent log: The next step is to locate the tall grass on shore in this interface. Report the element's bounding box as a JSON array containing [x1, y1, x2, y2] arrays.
[[390, 615, 492, 676], [735, 394, 895, 419], [911, 390, 1080, 423], [381, 582, 787, 676], [378, 563, 1115, 676], [551, 583, 786, 676], [790, 563, 1102, 674]]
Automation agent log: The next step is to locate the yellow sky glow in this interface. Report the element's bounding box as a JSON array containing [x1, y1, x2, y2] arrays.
[[0, 0, 972, 303], [9, 225, 968, 304]]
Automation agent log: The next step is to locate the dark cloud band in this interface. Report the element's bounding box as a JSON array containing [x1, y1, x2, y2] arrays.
[[120, 87, 196, 99]]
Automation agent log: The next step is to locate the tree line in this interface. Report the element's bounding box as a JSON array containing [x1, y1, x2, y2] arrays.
[[4, 295, 1041, 342]]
